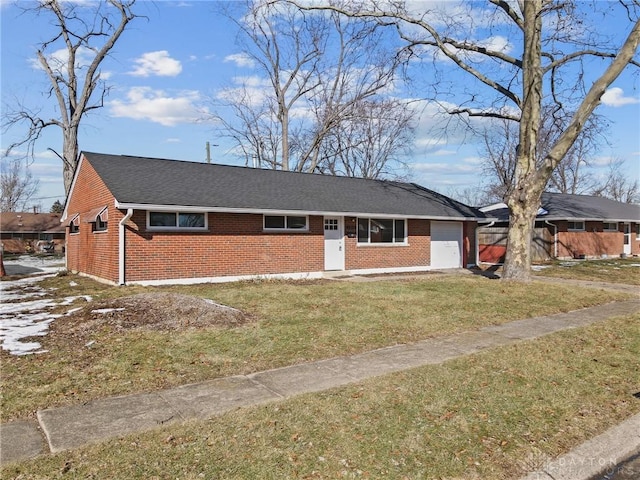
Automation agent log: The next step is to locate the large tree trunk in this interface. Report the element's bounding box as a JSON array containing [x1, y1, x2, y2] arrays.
[[502, 0, 543, 282], [503, 185, 544, 282], [62, 126, 79, 194]]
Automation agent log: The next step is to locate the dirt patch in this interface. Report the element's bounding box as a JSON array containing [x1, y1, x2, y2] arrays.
[[52, 293, 251, 339]]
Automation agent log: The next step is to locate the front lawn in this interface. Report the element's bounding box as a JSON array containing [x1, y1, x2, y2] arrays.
[[533, 257, 640, 285], [1, 274, 630, 421], [4, 313, 639, 479]]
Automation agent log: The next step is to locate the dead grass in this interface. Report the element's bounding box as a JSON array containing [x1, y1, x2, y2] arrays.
[[0, 274, 630, 421], [4, 314, 639, 479], [532, 257, 640, 285]]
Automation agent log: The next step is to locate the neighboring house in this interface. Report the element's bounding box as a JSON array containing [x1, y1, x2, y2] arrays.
[[0, 211, 66, 254], [62, 152, 487, 285], [478, 193, 640, 263]]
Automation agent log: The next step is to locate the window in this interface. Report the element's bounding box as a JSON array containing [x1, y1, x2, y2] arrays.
[[69, 215, 80, 234], [148, 211, 206, 230], [603, 222, 618, 232], [567, 221, 585, 231], [324, 218, 338, 231], [263, 215, 308, 231], [636, 224, 640, 240], [357, 218, 406, 244], [93, 216, 108, 232]]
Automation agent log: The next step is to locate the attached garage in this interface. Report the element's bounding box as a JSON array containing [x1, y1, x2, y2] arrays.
[[431, 221, 463, 269]]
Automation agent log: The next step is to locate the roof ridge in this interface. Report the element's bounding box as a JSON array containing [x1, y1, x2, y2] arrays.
[[81, 151, 412, 186]]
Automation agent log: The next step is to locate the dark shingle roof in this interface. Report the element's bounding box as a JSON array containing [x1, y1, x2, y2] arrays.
[[482, 192, 640, 222], [81, 152, 485, 220]]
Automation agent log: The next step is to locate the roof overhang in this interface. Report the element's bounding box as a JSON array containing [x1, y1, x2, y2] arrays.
[[114, 200, 487, 222]]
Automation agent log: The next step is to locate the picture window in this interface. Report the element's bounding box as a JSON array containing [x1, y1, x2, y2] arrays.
[[357, 218, 406, 244]]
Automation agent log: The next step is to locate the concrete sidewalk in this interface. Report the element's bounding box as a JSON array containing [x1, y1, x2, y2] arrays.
[[1, 296, 639, 477]]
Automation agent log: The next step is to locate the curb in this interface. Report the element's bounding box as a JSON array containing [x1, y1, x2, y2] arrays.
[[520, 413, 640, 480]]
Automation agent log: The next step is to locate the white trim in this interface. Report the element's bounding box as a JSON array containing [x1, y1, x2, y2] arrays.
[[114, 200, 484, 222], [119, 209, 133, 285], [603, 222, 618, 231], [61, 154, 85, 222], [128, 271, 325, 286], [119, 265, 444, 286]]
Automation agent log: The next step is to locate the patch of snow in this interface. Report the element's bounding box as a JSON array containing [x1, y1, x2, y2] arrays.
[[1, 264, 93, 356], [91, 307, 125, 314], [69, 281, 78, 287], [531, 265, 550, 271], [2, 255, 65, 276]]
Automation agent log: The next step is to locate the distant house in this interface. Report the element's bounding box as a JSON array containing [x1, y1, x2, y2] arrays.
[[61, 152, 488, 285], [0, 211, 66, 254], [478, 193, 640, 262]]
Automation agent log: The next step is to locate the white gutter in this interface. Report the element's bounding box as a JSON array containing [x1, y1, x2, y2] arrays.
[[119, 208, 133, 285], [113, 200, 487, 222], [544, 220, 558, 258]]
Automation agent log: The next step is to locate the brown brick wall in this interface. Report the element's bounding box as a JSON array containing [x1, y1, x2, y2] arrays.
[[65, 157, 120, 283], [344, 217, 431, 270], [556, 221, 640, 258], [122, 212, 325, 282]]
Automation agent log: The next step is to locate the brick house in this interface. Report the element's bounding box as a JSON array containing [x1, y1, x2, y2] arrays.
[[62, 152, 487, 285], [0, 211, 66, 254], [479, 193, 640, 262]]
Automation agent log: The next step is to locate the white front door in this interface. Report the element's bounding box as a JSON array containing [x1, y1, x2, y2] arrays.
[[324, 217, 344, 270], [623, 223, 632, 255], [431, 221, 463, 269]]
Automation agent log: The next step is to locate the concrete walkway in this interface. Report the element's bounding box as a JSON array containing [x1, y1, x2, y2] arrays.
[[1, 280, 639, 480]]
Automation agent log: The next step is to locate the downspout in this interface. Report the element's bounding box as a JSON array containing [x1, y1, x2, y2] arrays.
[[119, 209, 133, 285], [476, 221, 495, 265], [544, 220, 557, 259]]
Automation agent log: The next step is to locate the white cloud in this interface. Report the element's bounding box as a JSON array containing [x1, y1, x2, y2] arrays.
[[109, 87, 206, 126], [601, 87, 639, 107], [224, 53, 256, 68], [129, 51, 182, 77]]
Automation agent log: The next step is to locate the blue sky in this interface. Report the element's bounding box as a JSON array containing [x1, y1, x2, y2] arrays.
[[1, 0, 639, 209]]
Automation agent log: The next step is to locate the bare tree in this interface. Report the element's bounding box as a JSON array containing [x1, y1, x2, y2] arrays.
[[318, 98, 415, 178], [292, 0, 640, 281], [214, 0, 406, 176], [2, 0, 139, 194], [591, 159, 640, 203], [480, 108, 608, 200], [0, 159, 39, 212]]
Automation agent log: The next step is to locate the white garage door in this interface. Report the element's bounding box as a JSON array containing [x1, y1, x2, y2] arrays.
[[431, 221, 463, 269]]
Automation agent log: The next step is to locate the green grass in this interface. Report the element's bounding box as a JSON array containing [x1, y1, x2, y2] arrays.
[[1, 275, 630, 421], [4, 314, 639, 479], [533, 257, 640, 285]]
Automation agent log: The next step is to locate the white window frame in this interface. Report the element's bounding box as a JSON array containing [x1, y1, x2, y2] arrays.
[[146, 211, 208, 231], [357, 217, 407, 245], [567, 221, 585, 231], [263, 214, 309, 232], [603, 222, 618, 232]]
